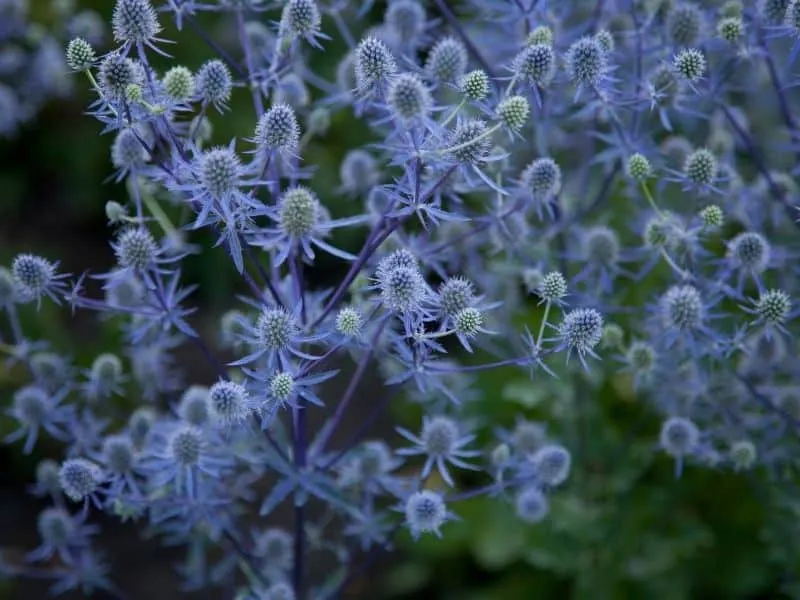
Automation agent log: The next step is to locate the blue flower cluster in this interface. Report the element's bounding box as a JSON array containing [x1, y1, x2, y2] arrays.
[[2, 0, 800, 597]]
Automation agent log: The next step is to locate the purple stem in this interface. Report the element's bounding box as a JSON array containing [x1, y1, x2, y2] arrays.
[[289, 251, 309, 595], [185, 14, 245, 77], [315, 316, 389, 453], [144, 268, 291, 462], [323, 523, 404, 600], [718, 102, 800, 228], [760, 39, 800, 159], [292, 405, 307, 600], [220, 526, 268, 588], [430, 355, 528, 373], [737, 374, 800, 431], [425, 198, 526, 257], [236, 7, 265, 117], [312, 165, 457, 329], [445, 475, 537, 502], [290, 249, 307, 323], [244, 245, 285, 307], [311, 219, 396, 329], [320, 384, 400, 472], [432, 0, 497, 79]]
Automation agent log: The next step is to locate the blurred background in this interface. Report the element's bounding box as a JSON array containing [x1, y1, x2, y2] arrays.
[[0, 0, 799, 599]]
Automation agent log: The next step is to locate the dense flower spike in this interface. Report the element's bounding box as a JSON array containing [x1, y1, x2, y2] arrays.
[[102, 435, 135, 474], [340, 150, 378, 195], [531, 444, 572, 486], [112, 0, 160, 46], [559, 308, 604, 364], [438, 276, 475, 317], [460, 69, 489, 100], [515, 486, 549, 523], [515, 43, 556, 87], [59, 458, 103, 502], [728, 232, 770, 275], [387, 73, 432, 122], [566, 36, 607, 88], [404, 490, 447, 538], [355, 36, 396, 92], [209, 380, 251, 425], [196, 59, 232, 109], [673, 48, 706, 82], [65, 37, 95, 72], [667, 3, 704, 47], [661, 285, 704, 331], [169, 426, 202, 466], [717, 16, 743, 44], [278, 186, 320, 238], [111, 129, 150, 173], [753, 289, 791, 327], [12, 254, 57, 301], [178, 386, 211, 426], [497, 95, 530, 132], [99, 52, 140, 99], [256, 307, 296, 351], [660, 417, 700, 458], [522, 158, 562, 202], [683, 148, 717, 188], [761, 0, 792, 24], [37, 507, 75, 549], [385, 0, 426, 45], [335, 306, 363, 336], [114, 228, 158, 270], [3, 0, 800, 597], [594, 29, 614, 53], [700, 204, 724, 230], [626, 153, 651, 181], [255, 104, 300, 154], [539, 271, 567, 303], [279, 0, 321, 41], [162, 66, 194, 102], [425, 37, 468, 83], [379, 263, 426, 313], [200, 145, 241, 198]]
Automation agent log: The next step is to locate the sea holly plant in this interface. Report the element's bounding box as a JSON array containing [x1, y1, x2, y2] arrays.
[[1, 0, 800, 598]]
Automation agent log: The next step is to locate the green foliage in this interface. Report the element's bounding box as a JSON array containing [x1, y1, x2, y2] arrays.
[[386, 340, 799, 599]]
